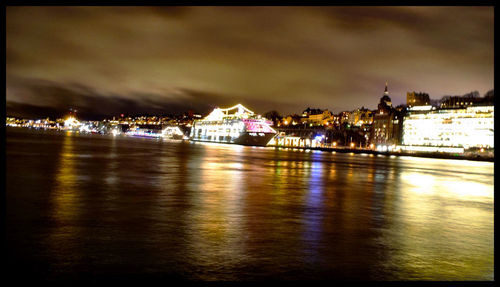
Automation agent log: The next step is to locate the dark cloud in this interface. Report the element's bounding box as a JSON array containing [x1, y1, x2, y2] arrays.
[[6, 102, 64, 120], [6, 6, 494, 118], [320, 6, 428, 30], [6, 76, 296, 120], [147, 6, 192, 18]]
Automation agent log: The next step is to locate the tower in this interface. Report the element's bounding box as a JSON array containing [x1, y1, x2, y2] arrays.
[[379, 81, 392, 110], [372, 81, 396, 146]]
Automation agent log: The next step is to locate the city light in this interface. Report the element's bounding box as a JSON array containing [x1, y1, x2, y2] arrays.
[[399, 145, 465, 153], [5, 7, 494, 282], [402, 106, 494, 149], [314, 135, 324, 142], [64, 116, 80, 129], [5, 87, 494, 160]]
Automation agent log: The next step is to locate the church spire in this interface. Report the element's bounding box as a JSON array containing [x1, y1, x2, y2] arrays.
[[384, 81, 389, 95]]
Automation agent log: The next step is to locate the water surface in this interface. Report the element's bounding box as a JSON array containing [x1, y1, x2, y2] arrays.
[[6, 128, 494, 281]]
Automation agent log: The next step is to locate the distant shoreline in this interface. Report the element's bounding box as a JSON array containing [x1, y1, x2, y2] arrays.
[[6, 127, 494, 162]]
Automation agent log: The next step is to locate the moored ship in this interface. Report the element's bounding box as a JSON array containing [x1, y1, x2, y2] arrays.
[[190, 104, 277, 146]]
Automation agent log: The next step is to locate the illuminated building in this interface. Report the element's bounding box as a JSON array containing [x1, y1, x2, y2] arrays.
[[371, 82, 403, 145], [301, 108, 334, 126], [268, 134, 321, 148], [402, 106, 494, 149], [190, 104, 277, 146], [347, 107, 373, 126], [339, 111, 352, 124], [407, 92, 430, 107]]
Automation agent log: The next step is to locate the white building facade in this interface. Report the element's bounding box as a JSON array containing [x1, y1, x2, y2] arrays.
[[402, 106, 494, 149]]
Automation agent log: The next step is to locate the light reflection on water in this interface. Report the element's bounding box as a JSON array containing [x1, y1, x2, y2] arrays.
[[6, 128, 494, 280]]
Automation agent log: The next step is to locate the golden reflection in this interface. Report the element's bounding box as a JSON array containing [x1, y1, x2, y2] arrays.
[[438, 180, 493, 199], [155, 149, 179, 191], [52, 132, 79, 220], [401, 172, 436, 195], [401, 169, 493, 199], [328, 166, 336, 177], [366, 165, 374, 182], [46, 132, 82, 264], [187, 145, 246, 268], [385, 162, 494, 280], [104, 135, 118, 187], [347, 163, 354, 179]]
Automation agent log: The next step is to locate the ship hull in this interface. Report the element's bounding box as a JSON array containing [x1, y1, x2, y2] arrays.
[[191, 132, 275, 147], [233, 132, 276, 146]]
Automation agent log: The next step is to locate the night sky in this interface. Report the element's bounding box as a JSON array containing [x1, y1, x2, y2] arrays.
[[6, 6, 494, 120]]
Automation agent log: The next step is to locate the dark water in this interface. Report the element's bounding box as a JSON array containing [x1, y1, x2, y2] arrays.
[[6, 128, 494, 281]]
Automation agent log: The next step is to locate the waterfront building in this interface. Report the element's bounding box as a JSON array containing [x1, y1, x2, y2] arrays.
[[402, 105, 494, 150], [268, 133, 322, 148]]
